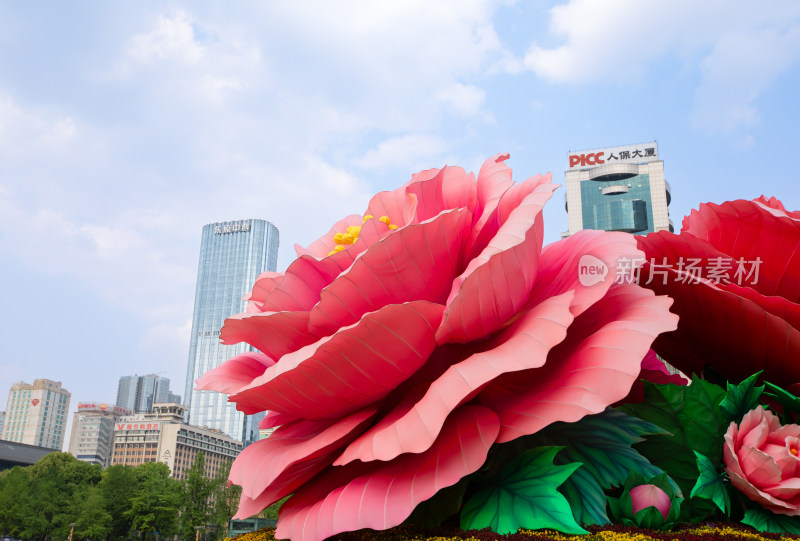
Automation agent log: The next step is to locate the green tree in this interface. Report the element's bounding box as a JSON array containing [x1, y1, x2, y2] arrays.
[[74, 485, 112, 539], [26, 452, 102, 540], [180, 452, 212, 540], [0, 466, 34, 537], [209, 460, 241, 537], [99, 464, 138, 539], [125, 461, 180, 537]]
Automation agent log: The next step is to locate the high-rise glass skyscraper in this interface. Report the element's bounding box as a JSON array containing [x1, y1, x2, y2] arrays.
[[184, 219, 279, 445], [116, 374, 174, 413]]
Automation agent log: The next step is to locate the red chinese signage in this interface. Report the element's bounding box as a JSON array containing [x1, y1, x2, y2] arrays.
[[115, 422, 160, 431]]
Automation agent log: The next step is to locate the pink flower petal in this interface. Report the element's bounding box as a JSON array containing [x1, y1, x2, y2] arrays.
[[635, 236, 800, 384], [727, 468, 800, 515], [230, 406, 377, 501], [467, 153, 514, 254], [465, 156, 551, 262], [275, 405, 500, 541], [244, 271, 283, 303], [259, 410, 296, 429], [736, 407, 778, 448], [195, 351, 276, 395], [478, 284, 678, 443], [754, 195, 800, 220], [435, 181, 558, 344], [220, 310, 317, 363], [404, 165, 477, 223], [682, 198, 800, 300], [365, 190, 418, 228], [231, 301, 444, 419], [528, 229, 645, 317], [739, 446, 782, 487], [761, 442, 800, 479], [724, 421, 744, 478], [741, 418, 771, 450], [307, 209, 472, 337], [771, 424, 800, 443], [764, 478, 800, 500], [336, 291, 575, 465], [630, 484, 671, 520]]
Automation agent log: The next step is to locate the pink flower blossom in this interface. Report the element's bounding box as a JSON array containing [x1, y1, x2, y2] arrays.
[[724, 406, 800, 515], [629, 484, 671, 520], [197, 154, 679, 541]]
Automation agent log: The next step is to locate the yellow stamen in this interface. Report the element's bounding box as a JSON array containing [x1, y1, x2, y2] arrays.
[[333, 233, 345, 245], [389, 224, 398, 230], [341, 233, 356, 245], [379, 216, 391, 226], [362, 215, 374, 223], [792, 448, 798, 456], [327, 245, 346, 256]]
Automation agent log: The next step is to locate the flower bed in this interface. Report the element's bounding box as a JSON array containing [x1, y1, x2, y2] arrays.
[[227, 524, 800, 541]]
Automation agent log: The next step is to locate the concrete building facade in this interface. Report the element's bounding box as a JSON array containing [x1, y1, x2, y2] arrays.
[[68, 402, 132, 468], [0, 379, 71, 450], [111, 403, 243, 480]]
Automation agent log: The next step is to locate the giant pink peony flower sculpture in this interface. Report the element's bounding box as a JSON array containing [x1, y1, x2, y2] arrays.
[[636, 197, 800, 385], [197, 154, 678, 541]]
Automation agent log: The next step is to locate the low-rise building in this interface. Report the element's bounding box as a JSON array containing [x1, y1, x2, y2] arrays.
[[111, 403, 242, 480], [68, 402, 131, 468]]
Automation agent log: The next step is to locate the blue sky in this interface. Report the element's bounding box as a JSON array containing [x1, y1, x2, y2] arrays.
[[1, 1, 799, 448]]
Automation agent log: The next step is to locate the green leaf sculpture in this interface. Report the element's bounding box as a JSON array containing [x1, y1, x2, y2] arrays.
[[742, 508, 800, 534], [534, 409, 667, 526], [719, 371, 764, 424], [620, 378, 727, 521], [764, 381, 800, 424], [689, 451, 730, 514], [460, 446, 587, 535]]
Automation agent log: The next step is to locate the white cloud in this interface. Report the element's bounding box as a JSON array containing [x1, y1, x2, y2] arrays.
[[691, 26, 800, 135], [437, 83, 487, 118], [128, 10, 204, 65], [523, 0, 800, 135], [0, 94, 79, 151], [355, 134, 448, 171], [523, 0, 673, 84]]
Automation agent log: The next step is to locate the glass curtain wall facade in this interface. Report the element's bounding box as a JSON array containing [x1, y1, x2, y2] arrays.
[[579, 174, 654, 234], [184, 219, 279, 445], [116, 374, 173, 413]]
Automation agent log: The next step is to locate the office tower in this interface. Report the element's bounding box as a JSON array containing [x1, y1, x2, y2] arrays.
[[563, 142, 673, 237], [111, 403, 242, 480], [115, 375, 138, 412], [184, 219, 279, 445], [68, 402, 131, 468], [0, 379, 71, 450], [0, 411, 4, 436], [116, 373, 173, 413]]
